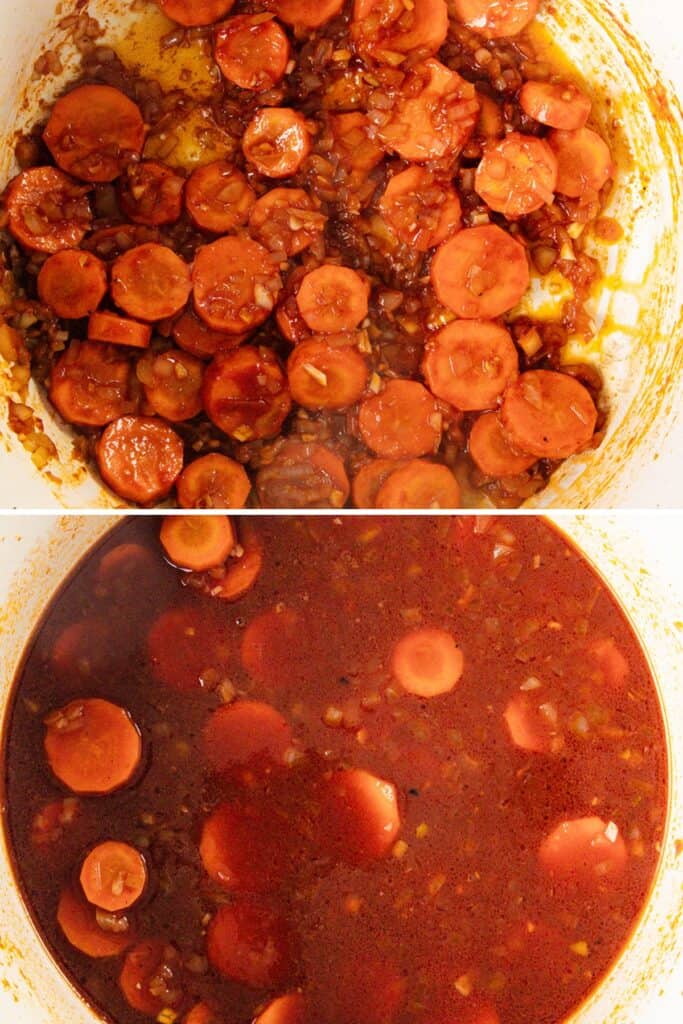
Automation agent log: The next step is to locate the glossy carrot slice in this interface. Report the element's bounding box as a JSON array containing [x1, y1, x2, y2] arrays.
[[519, 80, 592, 130], [147, 606, 223, 691], [207, 900, 292, 988], [548, 127, 615, 198], [137, 347, 204, 421], [214, 15, 291, 91], [44, 698, 142, 795], [185, 161, 256, 234], [80, 841, 148, 912], [353, 0, 448, 59], [430, 225, 530, 319], [203, 701, 293, 776], [203, 345, 291, 442], [200, 801, 287, 892], [243, 108, 312, 178], [287, 336, 369, 409], [499, 370, 597, 458], [379, 166, 462, 252], [177, 454, 252, 509], [193, 236, 282, 334], [160, 514, 236, 571], [329, 112, 384, 176], [31, 798, 81, 846], [158, 0, 236, 26], [49, 341, 136, 427], [475, 133, 558, 217], [88, 312, 152, 350], [375, 460, 461, 509], [468, 412, 536, 476], [97, 415, 184, 504], [120, 939, 185, 1016], [5, 167, 92, 253], [422, 320, 519, 411], [249, 187, 326, 258], [539, 816, 628, 882], [57, 886, 133, 958], [296, 266, 369, 333], [255, 440, 351, 508], [254, 993, 305, 1024], [358, 379, 442, 458], [111, 243, 192, 322], [118, 160, 185, 226], [173, 309, 248, 360], [392, 627, 463, 696], [267, 0, 344, 28], [588, 637, 629, 689], [196, 523, 263, 600], [320, 768, 401, 864], [185, 1004, 221, 1024], [38, 250, 107, 319], [503, 693, 563, 754], [44, 84, 146, 183], [452, 0, 539, 39], [352, 459, 406, 509]]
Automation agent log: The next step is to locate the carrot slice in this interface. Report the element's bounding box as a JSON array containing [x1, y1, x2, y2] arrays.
[[468, 412, 536, 476], [193, 236, 282, 334], [539, 816, 628, 883], [588, 637, 629, 689], [328, 112, 384, 176], [432, 225, 529, 319], [440, 999, 501, 1024], [203, 345, 292, 442], [254, 993, 305, 1024], [287, 335, 369, 409], [111, 243, 192, 322], [311, 956, 405, 1024], [352, 459, 406, 509], [499, 369, 597, 458], [50, 618, 117, 685], [31, 797, 81, 846], [57, 886, 133, 958], [249, 187, 326, 258], [519, 80, 592, 130], [320, 768, 401, 863], [177, 454, 252, 509], [96, 415, 184, 504], [158, 0, 236, 26], [38, 250, 107, 319], [185, 1004, 221, 1024], [44, 84, 146, 183], [358, 379, 442, 458], [352, 0, 448, 60], [203, 701, 293, 776], [503, 693, 563, 754], [422, 320, 519, 411], [5, 166, 92, 253], [194, 523, 263, 600], [267, 0, 344, 28], [207, 900, 292, 988], [120, 939, 185, 1016], [88, 312, 152, 350], [96, 542, 158, 594], [214, 15, 291, 91], [392, 627, 463, 696], [50, 341, 137, 426], [200, 801, 287, 892], [173, 309, 248, 360], [80, 841, 148, 912], [475, 132, 558, 217], [379, 166, 462, 252], [548, 127, 614, 198], [255, 440, 350, 508], [243, 108, 312, 178], [137, 347, 204, 421], [160, 514, 236, 572], [185, 161, 256, 234], [241, 606, 303, 685], [118, 160, 185, 226], [375, 460, 461, 509], [296, 266, 369, 333], [452, 0, 539, 39], [44, 698, 142, 795], [147, 606, 225, 691]]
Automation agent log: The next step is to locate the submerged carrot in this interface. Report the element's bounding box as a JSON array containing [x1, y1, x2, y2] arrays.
[[80, 841, 148, 912], [392, 627, 464, 697], [160, 515, 236, 572], [57, 886, 133, 958]]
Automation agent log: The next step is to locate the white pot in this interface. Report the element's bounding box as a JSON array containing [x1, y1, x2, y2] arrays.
[[0, 0, 682, 508]]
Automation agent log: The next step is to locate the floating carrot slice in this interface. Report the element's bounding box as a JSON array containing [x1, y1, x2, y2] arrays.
[[185, 161, 256, 234], [173, 309, 249, 360], [392, 627, 463, 696], [254, 993, 306, 1024], [214, 15, 291, 91], [57, 886, 133, 958], [207, 900, 292, 988], [118, 160, 185, 226], [468, 412, 536, 476], [358, 379, 442, 459], [452, 0, 539, 39], [241, 606, 303, 685], [137, 347, 204, 421], [203, 701, 293, 776], [37, 250, 107, 319], [519, 80, 592, 130], [200, 801, 287, 892], [185, 1004, 221, 1024], [88, 312, 152, 350], [177, 453, 252, 509], [320, 768, 401, 864], [353, 0, 449, 60], [588, 637, 629, 688], [196, 523, 263, 601], [351, 459, 404, 509], [249, 187, 326, 258], [83, 223, 162, 261], [193, 236, 282, 334], [422, 320, 519, 411], [243, 108, 312, 178], [97, 416, 184, 504], [310, 957, 405, 1024], [111, 243, 192, 322], [80, 841, 148, 912], [50, 341, 136, 427], [539, 816, 628, 882], [475, 133, 558, 217], [379, 166, 462, 252], [499, 370, 597, 459], [287, 335, 369, 409], [160, 515, 236, 572], [120, 939, 185, 1016], [158, 0, 236, 26], [296, 266, 369, 333], [147, 606, 225, 691], [5, 167, 92, 253], [267, 0, 344, 28], [503, 693, 563, 754], [31, 798, 81, 847], [375, 460, 461, 509], [548, 127, 614, 198], [431, 225, 529, 319], [44, 698, 142, 795], [203, 346, 292, 442], [328, 112, 384, 176], [44, 84, 146, 183], [255, 440, 350, 508]]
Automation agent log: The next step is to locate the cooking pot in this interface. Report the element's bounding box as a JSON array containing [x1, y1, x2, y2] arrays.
[[0, 0, 681, 508]]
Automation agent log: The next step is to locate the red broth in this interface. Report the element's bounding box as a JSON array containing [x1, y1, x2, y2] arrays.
[[2, 516, 668, 1024]]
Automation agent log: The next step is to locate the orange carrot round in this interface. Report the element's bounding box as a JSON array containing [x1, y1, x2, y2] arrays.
[[160, 514, 236, 571], [254, 992, 306, 1024], [120, 939, 185, 1015], [203, 346, 292, 442], [358, 379, 442, 459], [452, 0, 539, 39], [422, 319, 519, 411], [287, 335, 368, 409], [296, 266, 369, 333], [80, 841, 148, 912], [379, 166, 461, 252], [519, 80, 591, 130], [430, 225, 529, 319], [351, 459, 406, 509], [118, 160, 185, 226], [548, 127, 614, 198], [198, 523, 263, 601], [243, 107, 312, 178], [268, 0, 344, 29], [176, 454, 252, 509], [38, 250, 107, 319], [49, 341, 137, 427], [375, 460, 461, 509], [199, 801, 286, 892], [539, 816, 628, 883], [88, 312, 152, 350], [206, 900, 292, 988], [193, 236, 282, 334], [499, 370, 597, 458], [468, 412, 536, 476], [111, 243, 192, 322], [255, 440, 350, 508], [214, 15, 291, 91], [249, 188, 325, 258], [138, 348, 204, 421], [185, 161, 256, 234], [320, 769, 401, 864], [203, 700, 293, 777], [475, 133, 558, 217], [57, 886, 134, 958], [44, 698, 142, 795], [392, 627, 464, 696], [6, 167, 92, 253], [158, 0, 235, 26], [173, 308, 248, 360], [96, 416, 184, 505]]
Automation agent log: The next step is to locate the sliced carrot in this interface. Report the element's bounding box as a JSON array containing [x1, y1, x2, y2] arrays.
[[137, 347, 204, 421], [147, 606, 225, 691], [443, 999, 501, 1024], [588, 637, 629, 689], [328, 112, 384, 176], [254, 993, 305, 1024], [539, 816, 628, 883], [185, 1004, 221, 1024], [320, 768, 401, 864], [267, 0, 344, 28], [241, 607, 303, 685], [57, 886, 133, 958], [203, 345, 292, 442], [111, 243, 192, 322], [38, 250, 107, 320], [88, 311, 152, 350], [503, 693, 563, 754], [207, 900, 292, 988], [193, 236, 282, 334], [44, 698, 142, 795], [276, 297, 311, 344], [249, 187, 326, 258], [375, 460, 461, 508], [519, 80, 592, 130], [96, 542, 158, 593], [160, 514, 236, 572], [358, 379, 442, 458], [203, 701, 293, 776], [468, 412, 536, 476], [177, 453, 251, 509], [352, 0, 448, 60], [548, 127, 615, 198], [379, 166, 462, 252], [255, 440, 350, 508], [80, 841, 148, 912], [97, 416, 184, 504], [83, 223, 161, 262], [475, 132, 558, 217], [312, 956, 405, 1024], [185, 161, 256, 234], [195, 523, 263, 600], [296, 266, 369, 333], [173, 308, 248, 360], [499, 369, 597, 458], [352, 459, 406, 509], [158, 0, 236, 26], [392, 626, 463, 696], [243, 108, 312, 178], [200, 801, 286, 892], [44, 84, 146, 183], [452, 0, 539, 39], [422, 319, 519, 411], [120, 939, 185, 1016], [430, 224, 530, 319], [118, 160, 185, 226], [50, 341, 136, 427], [31, 798, 81, 847], [50, 618, 114, 683], [6, 166, 92, 253], [214, 15, 291, 91], [287, 335, 368, 409]]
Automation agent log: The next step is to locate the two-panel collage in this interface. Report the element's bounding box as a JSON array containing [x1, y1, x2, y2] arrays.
[[0, 2, 682, 1024]]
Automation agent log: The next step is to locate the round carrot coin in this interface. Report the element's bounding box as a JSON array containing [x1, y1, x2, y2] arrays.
[[214, 15, 291, 91], [200, 801, 287, 892], [519, 80, 592, 130], [147, 606, 226, 691], [173, 308, 248, 360], [352, 0, 449, 60], [588, 636, 630, 689], [503, 694, 562, 755], [37, 250, 107, 319], [120, 939, 185, 1015], [268, 0, 344, 28], [195, 523, 263, 601], [379, 166, 462, 251], [468, 412, 536, 476], [358, 379, 442, 459], [249, 187, 326, 258], [57, 886, 133, 958], [452, 0, 539, 39], [80, 841, 148, 912], [44, 84, 146, 183], [177, 453, 252, 509], [118, 160, 185, 226], [539, 816, 628, 883], [44, 697, 142, 795], [375, 460, 462, 509], [254, 993, 305, 1024], [193, 236, 282, 334], [49, 341, 137, 428], [31, 798, 81, 847], [242, 107, 312, 178], [320, 768, 401, 863], [158, 0, 236, 26], [255, 440, 350, 508], [287, 336, 369, 409], [207, 900, 292, 988], [548, 127, 614, 198], [5, 167, 92, 253], [185, 161, 256, 234], [96, 415, 185, 504], [185, 1004, 221, 1024], [203, 346, 292, 442], [421, 320, 519, 411], [329, 112, 384, 176], [392, 626, 464, 696], [499, 369, 597, 458], [137, 348, 204, 421], [160, 514, 236, 571], [296, 266, 369, 333], [351, 459, 405, 508], [111, 243, 192, 322], [88, 312, 152, 350], [203, 700, 293, 776], [474, 132, 558, 217], [430, 225, 530, 319]]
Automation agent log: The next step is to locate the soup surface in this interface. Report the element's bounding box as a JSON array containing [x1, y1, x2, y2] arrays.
[[3, 516, 668, 1024]]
